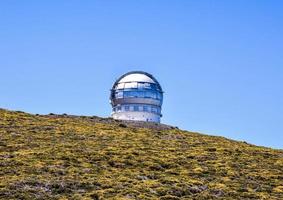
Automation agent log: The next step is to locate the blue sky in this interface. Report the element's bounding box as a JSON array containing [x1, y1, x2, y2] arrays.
[[0, 0, 282, 149]]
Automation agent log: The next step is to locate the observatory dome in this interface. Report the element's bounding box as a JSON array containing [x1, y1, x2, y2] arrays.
[[110, 71, 163, 123], [118, 73, 156, 84]]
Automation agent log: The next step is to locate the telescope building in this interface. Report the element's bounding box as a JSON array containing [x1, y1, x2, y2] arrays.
[[110, 71, 163, 123]]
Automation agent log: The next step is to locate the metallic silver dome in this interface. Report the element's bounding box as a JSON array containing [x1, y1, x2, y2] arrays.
[[110, 71, 163, 123]]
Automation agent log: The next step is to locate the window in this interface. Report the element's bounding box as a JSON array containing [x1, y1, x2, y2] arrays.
[[132, 91, 139, 97], [143, 91, 155, 99], [117, 106, 122, 111], [116, 83, 125, 89], [123, 91, 129, 97], [151, 92, 157, 99], [138, 82, 152, 89], [134, 106, 139, 111], [144, 83, 151, 89], [138, 91, 145, 98], [116, 91, 123, 98], [151, 107, 157, 113], [143, 106, 148, 112], [138, 83, 145, 89], [124, 91, 142, 98], [145, 91, 151, 98], [131, 82, 138, 88], [150, 84, 157, 90], [125, 82, 138, 88], [125, 105, 130, 111]]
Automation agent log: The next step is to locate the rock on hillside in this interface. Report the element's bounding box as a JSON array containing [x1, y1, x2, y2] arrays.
[[0, 109, 282, 199]]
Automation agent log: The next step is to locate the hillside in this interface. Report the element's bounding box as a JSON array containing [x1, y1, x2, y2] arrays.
[[0, 109, 282, 200]]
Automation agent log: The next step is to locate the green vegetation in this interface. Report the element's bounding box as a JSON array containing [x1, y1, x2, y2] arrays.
[[0, 109, 282, 199]]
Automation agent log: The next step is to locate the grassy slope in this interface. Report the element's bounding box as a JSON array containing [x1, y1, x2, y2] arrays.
[[0, 109, 282, 200]]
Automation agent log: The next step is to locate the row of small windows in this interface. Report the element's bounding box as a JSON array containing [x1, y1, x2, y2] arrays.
[[114, 90, 163, 100], [113, 104, 161, 114], [115, 82, 161, 91]]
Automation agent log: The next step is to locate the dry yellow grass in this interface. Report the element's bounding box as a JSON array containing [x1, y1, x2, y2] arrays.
[[0, 109, 282, 199]]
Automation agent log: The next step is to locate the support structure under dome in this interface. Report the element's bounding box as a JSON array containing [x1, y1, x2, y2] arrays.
[[110, 71, 163, 123]]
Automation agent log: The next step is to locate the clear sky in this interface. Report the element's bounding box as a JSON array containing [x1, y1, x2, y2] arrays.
[[0, 1, 282, 149]]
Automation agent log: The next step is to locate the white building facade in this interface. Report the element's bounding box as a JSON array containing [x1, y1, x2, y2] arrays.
[[110, 71, 163, 123]]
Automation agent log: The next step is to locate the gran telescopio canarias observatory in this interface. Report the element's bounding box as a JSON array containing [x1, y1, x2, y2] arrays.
[[110, 71, 163, 123]]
